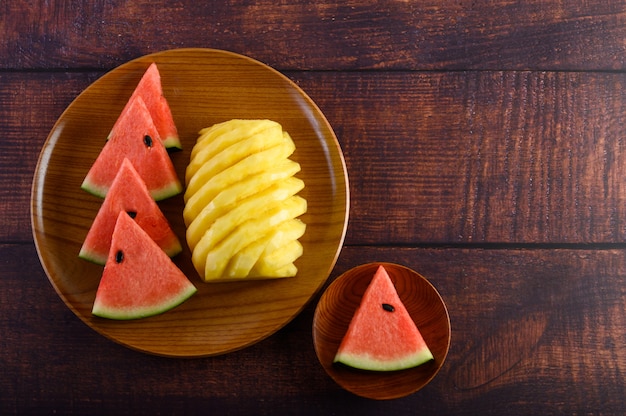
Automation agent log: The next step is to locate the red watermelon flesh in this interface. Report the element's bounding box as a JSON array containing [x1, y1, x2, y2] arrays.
[[109, 62, 181, 149], [92, 211, 196, 320], [79, 158, 182, 265], [81, 95, 182, 200], [333, 265, 434, 371]]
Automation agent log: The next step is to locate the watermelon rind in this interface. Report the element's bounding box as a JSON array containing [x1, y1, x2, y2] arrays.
[[81, 180, 183, 202], [92, 284, 197, 321], [141, 181, 184, 202], [334, 347, 434, 372], [160, 135, 182, 150], [79, 249, 107, 266]]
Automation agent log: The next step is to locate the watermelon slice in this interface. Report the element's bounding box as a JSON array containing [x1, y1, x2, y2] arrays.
[[79, 158, 182, 265], [92, 211, 197, 320], [81, 95, 182, 200], [109, 62, 182, 149], [333, 265, 434, 371]]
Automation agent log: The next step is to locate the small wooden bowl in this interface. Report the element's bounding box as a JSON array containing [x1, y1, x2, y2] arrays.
[[312, 262, 451, 400]]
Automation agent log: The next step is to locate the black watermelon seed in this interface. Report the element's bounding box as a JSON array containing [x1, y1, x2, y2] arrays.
[[143, 135, 153, 148], [126, 211, 137, 219], [115, 250, 124, 264], [382, 303, 395, 312]]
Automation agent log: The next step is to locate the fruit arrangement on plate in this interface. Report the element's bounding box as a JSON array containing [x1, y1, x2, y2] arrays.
[[74, 60, 447, 398], [34, 50, 451, 387], [79, 62, 307, 320], [32, 48, 349, 358], [79, 63, 191, 320]]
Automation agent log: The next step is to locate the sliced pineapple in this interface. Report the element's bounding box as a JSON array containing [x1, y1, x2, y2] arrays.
[[252, 239, 304, 277], [184, 131, 295, 205], [186, 175, 304, 251], [191, 119, 280, 161], [225, 218, 306, 278], [185, 122, 283, 188], [184, 119, 307, 282], [196, 195, 307, 281], [185, 161, 301, 248], [246, 263, 298, 280]]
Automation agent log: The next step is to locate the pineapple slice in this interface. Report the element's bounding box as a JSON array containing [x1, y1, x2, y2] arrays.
[[185, 121, 283, 184], [186, 175, 304, 251], [252, 239, 303, 277], [186, 161, 301, 248], [200, 196, 307, 281], [225, 218, 306, 278], [184, 132, 295, 206], [190, 119, 280, 161]]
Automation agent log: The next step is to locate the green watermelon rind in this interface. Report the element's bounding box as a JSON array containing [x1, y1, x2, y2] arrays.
[[78, 237, 183, 266], [80, 179, 183, 202], [334, 347, 434, 372], [92, 284, 197, 320], [160, 135, 183, 150], [77, 248, 108, 266]]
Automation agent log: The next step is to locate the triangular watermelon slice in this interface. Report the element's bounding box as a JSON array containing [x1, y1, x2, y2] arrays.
[[92, 211, 197, 320], [333, 265, 434, 371], [81, 95, 182, 200], [109, 62, 182, 149], [79, 158, 182, 265]]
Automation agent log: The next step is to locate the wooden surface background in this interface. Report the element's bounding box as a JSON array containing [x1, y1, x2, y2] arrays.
[[2, 1, 626, 414]]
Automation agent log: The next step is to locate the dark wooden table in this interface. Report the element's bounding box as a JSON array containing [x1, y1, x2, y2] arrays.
[[3, 1, 626, 414]]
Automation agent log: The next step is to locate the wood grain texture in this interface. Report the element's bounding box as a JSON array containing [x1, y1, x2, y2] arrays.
[[3, 1, 626, 413], [0, 72, 98, 242], [7, 70, 626, 244], [3, 244, 625, 414], [1, 0, 626, 71], [335, 246, 626, 414], [309, 71, 626, 245]]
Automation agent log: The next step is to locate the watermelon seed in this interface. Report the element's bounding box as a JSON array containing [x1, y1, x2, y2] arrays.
[[143, 135, 153, 148], [115, 250, 124, 264], [126, 211, 137, 219], [382, 303, 395, 312]]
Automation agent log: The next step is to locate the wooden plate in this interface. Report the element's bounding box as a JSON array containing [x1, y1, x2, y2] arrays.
[[312, 263, 450, 400], [31, 48, 349, 357]]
